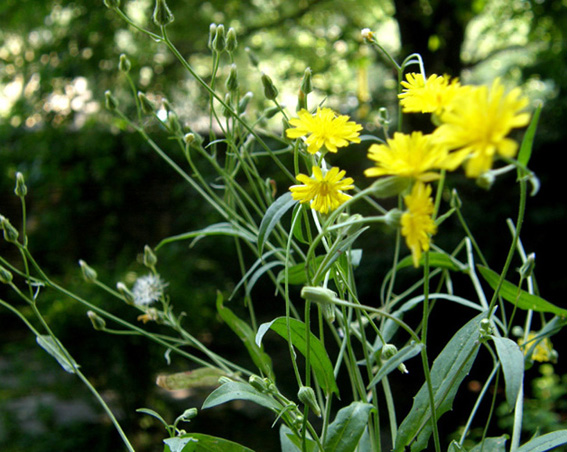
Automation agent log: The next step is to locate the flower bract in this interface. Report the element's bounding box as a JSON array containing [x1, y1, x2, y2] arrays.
[[286, 107, 362, 154], [398, 72, 462, 115], [401, 182, 437, 267], [433, 79, 530, 178], [290, 166, 354, 214], [364, 131, 464, 181]]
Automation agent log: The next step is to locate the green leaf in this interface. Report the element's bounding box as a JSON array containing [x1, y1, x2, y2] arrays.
[[397, 252, 465, 272], [477, 266, 567, 317], [258, 192, 296, 254], [164, 433, 255, 452], [469, 435, 508, 452], [202, 380, 281, 412], [447, 440, 466, 452], [394, 314, 483, 452], [492, 336, 524, 410], [323, 401, 374, 452], [256, 317, 339, 396], [156, 222, 256, 250], [279, 425, 318, 452], [367, 342, 424, 388], [517, 103, 541, 169], [277, 255, 326, 285], [517, 430, 567, 452], [216, 293, 274, 379], [137, 408, 169, 429], [36, 335, 77, 374]]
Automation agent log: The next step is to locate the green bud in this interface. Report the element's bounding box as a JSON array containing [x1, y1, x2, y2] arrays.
[[138, 92, 155, 114], [212, 24, 226, 53], [300, 286, 337, 305], [475, 171, 495, 190], [378, 107, 390, 129], [298, 386, 321, 417], [79, 259, 98, 283], [1, 216, 19, 244], [226, 27, 238, 53], [300, 67, 313, 95], [14, 172, 27, 197], [238, 92, 253, 114], [248, 375, 269, 393], [162, 99, 173, 113], [450, 189, 462, 209], [261, 73, 278, 100], [183, 133, 195, 145], [0, 265, 13, 284], [116, 282, 135, 305], [119, 54, 131, 73], [384, 208, 402, 229], [381, 343, 398, 361], [143, 245, 158, 268], [245, 47, 259, 67], [296, 90, 307, 112], [225, 64, 239, 93], [263, 105, 280, 119], [153, 0, 174, 27], [222, 93, 233, 117], [519, 252, 536, 279], [479, 318, 493, 339], [105, 90, 118, 111], [87, 310, 106, 330], [207, 24, 217, 50], [369, 176, 410, 198], [103, 0, 120, 9], [180, 408, 198, 421], [168, 111, 182, 134]]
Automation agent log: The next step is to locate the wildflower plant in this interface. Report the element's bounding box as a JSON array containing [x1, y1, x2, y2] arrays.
[[2, 2, 567, 452]]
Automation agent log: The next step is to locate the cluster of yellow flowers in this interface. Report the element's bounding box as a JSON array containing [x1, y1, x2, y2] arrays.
[[285, 73, 531, 267]]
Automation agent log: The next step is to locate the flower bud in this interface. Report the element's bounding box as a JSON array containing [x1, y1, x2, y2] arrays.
[[153, 0, 174, 27], [361, 28, 374, 41], [300, 67, 313, 95], [103, 0, 120, 9], [450, 189, 462, 209], [1, 216, 19, 244], [143, 245, 158, 268], [300, 286, 337, 305], [475, 171, 495, 190], [79, 259, 98, 283], [519, 252, 536, 279], [238, 92, 253, 114], [184, 133, 195, 146], [296, 90, 307, 112], [384, 208, 402, 229], [225, 64, 239, 93], [138, 92, 155, 114], [0, 265, 13, 284], [207, 24, 217, 50], [245, 47, 259, 67], [14, 172, 27, 197], [298, 386, 321, 417], [381, 343, 398, 360], [261, 73, 278, 100], [116, 282, 135, 305], [105, 90, 118, 111], [249, 375, 269, 393], [226, 27, 238, 53], [168, 111, 182, 134], [212, 24, 226, 53], [119, 54, 131, 73], [369, 176, 409, 198], [180, 408, 198, 421], [87, 310, 106, 330]]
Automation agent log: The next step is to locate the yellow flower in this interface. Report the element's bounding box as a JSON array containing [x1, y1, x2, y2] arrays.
[[290, 166, 354, 214], [519, 332, 555, 363], [398, 73, 462, 115], [401, 182, 437, 267], [364, 131, 464, 182], [286, 107, 362, 154], [433, 79, 531, 178]]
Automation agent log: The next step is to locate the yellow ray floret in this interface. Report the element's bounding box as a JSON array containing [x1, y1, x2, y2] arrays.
[[290, 166, 354, 214], [365, 131, 464, 182], [286, 107, 362, 154], [401, 182, 437, 267], [433, 79, 531, 178], [398, 73, 462, 115]]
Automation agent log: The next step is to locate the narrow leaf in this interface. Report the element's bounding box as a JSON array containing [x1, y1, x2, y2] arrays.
[[469, 435, 508, 452], [394, 314, 484, 452], [137, 408, 169, 428], [157, 222, 256, 250], [517, 430, 567, 452], [478, 266, 567, 317], [492, 336, 524, 410], [279, 425, 318, 452], [367, 342, 423, 388], [202, 380, 281, 412], [36, 335, 77, 373], [323, 402, 374, 452], [256, 317, 339, 396], [397, 252, 465, 272], [164, 433, 256, 452], [258, 192, 296, 254], [277, 255, 326, 285], [517, 103, 541, 168]]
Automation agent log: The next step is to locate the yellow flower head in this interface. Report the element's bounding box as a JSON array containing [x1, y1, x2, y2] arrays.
[[519, 332, 555, 363], [364, 131, 464, 182], [290, 166, 354, 214], [433, 79, 531, 178], [401, 182, 437, 267], [286, 107, 362, 154], [398, 73, 462, 115]]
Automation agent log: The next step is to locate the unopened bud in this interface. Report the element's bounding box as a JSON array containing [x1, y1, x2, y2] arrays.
[[116, 282, 135, 305], [103, 0, 120, 9], [180, 408, 198, 421], [1, 216, 19, 244], [105, 90, 118, 111], [168, 111, 182, 134], [297, 90, 307, 112], [249, 375, 269, 393], [226, 27, 238, 53], [238, 92, 253, 114], [184, 133, 195, 145], [300, 286, 337, 305], [0, 265, 13, 284], [263, 105, 280, 119], [298, 386, 321, 417], [370, 176, 409, 198], [261, 73, 278, 100], [225, 64, 239, 93], [143, 245, 158, 268], [384, 208, 402, 229], [301, 67, 313, 95], [153, 0, 174, 27], [519, 252, 536, 279], [450, 189, 462, 209], [207, 24, 217, 50], [87, 310, 106, 330], [213, 24, 226, 53], [79, 260, 98, 283], [119, 54, 131, 73], [381, 343, 398, 360], [14, 172, 27, 197], [138, 92, 155, 114], [475, 171, 495, 190], [245, 47, 259, 67]]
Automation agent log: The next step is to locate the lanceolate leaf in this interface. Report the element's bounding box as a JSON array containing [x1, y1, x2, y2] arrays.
[[36, 335, 78, 374], [258, 192, 296, 254], [469, 435, 508, 452], [517, 430, 567, 452], [256, 317, 339, 396], [164, 432, 256, 452], [394, 314, 484, 452], [517, 103, 541, 169], [156, 222, 256, 250], [202, 380, 281, 412], [323, 402, 374, 452], [279, 425, 318, 452], [477, 266, 567, 317], [492, 336, 524, 410]]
